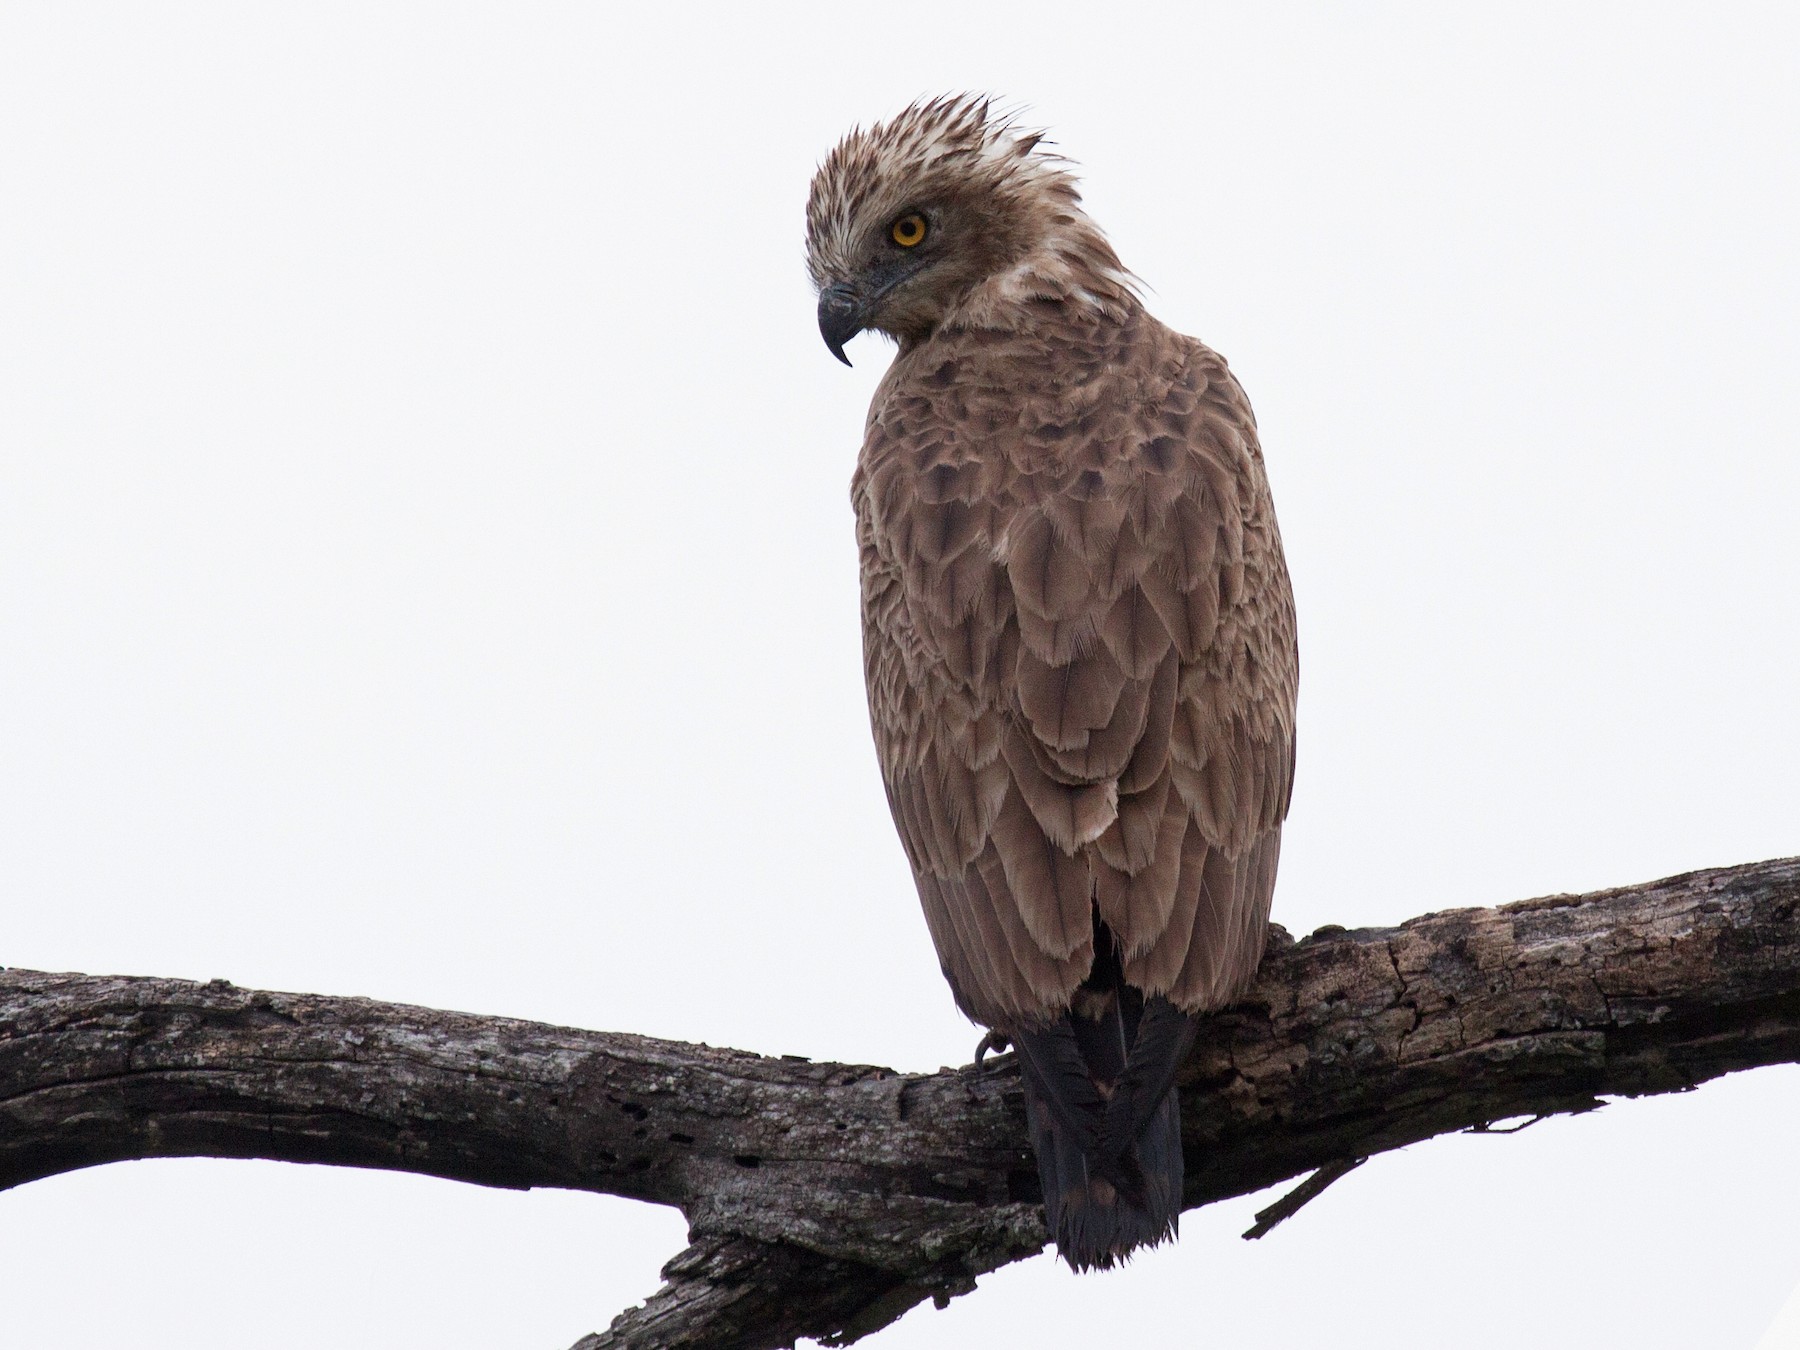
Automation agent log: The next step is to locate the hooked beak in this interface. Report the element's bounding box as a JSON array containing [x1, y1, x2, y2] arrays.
[[817, 282, 866, 367]]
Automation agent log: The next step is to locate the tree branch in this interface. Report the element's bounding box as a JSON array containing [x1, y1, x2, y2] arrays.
[[1239, 1156, 1365, 1240], [4, 857, 1798, 1348]]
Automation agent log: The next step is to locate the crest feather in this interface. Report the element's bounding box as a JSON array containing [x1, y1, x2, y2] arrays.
[[806, 95, 1139, 328]]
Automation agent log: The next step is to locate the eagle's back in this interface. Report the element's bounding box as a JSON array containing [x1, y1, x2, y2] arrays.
[[853, 302, 1296, 1031]]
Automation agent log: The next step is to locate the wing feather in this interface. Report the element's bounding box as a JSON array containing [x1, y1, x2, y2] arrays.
[[1000, 725, 1118, 852], [968, 851, 1089, 1015], [1123, 818, 1209, 994], [1099, 582, 1172, 680], [1013, 643, 1127, 752], [989, 784, 1095, 960], [1094, 764, 1172, 875], [912, 869, 995, 1023], [1094, 782, 1187, 960]]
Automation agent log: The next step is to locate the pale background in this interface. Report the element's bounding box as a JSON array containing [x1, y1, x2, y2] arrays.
[[3, 4, 1798, 1346]]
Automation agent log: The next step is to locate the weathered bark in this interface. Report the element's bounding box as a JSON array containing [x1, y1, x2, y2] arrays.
[[3, 858, 1798, 1348]]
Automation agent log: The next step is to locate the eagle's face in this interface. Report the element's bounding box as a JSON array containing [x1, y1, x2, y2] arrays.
[[804, 96, 1083, 364], [807, 175, 1032, 363], [809, 202, 1013, 363]]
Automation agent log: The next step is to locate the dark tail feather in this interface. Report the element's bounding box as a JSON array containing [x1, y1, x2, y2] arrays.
[[1098, 998, 1200, 1166], [1012, 942, 1198, 1271]]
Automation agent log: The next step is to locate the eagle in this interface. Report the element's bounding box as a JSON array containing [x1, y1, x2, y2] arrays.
[[805, 96, 1297, 1270]]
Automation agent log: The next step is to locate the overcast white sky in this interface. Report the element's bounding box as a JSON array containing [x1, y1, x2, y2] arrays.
[[3, 4, 1798, 1347]]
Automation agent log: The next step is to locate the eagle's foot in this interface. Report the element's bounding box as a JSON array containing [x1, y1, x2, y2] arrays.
[[973, 1030, 1012, 1066]]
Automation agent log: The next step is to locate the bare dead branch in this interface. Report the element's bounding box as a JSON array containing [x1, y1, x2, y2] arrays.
[[1240, 1157, 1365, 1240], [1464, 1113, 1553, 1135], [3, 857, 1798, 1349]]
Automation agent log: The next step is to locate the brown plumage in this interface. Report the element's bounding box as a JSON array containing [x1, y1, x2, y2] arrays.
[[806, 96, 1297, 1269]]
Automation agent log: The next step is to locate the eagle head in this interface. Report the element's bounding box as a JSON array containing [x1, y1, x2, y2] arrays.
[[805, 95, 1135, 365]]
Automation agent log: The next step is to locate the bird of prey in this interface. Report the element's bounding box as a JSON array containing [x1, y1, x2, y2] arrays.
[[806, 96, 1297, 1270]]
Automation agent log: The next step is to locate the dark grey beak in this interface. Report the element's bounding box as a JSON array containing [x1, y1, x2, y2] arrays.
[[817, 283, 865, 367]]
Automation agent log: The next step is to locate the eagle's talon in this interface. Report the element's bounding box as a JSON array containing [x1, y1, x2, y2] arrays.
[[973, 1031, 1012, 1066]]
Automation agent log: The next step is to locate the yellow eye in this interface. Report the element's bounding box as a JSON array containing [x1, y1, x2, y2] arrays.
[[890, 213, 928, 247]]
